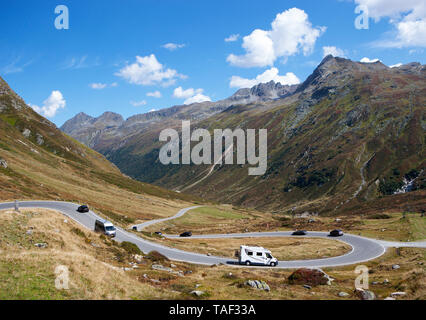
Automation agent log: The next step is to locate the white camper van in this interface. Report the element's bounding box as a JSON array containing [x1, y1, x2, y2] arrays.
[[238, 245, 278, 267], [94, 219, 116, 237]]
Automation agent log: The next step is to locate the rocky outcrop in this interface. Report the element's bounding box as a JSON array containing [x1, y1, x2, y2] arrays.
[[60, 80, 300, 150], [245, 280, 270, 291], [354, 288, 375, 300], [288, 268, 333, 286], [0, 158, 8, 168]]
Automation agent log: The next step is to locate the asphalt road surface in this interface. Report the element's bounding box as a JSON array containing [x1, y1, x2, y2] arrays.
[[2, 201, 425, 268]]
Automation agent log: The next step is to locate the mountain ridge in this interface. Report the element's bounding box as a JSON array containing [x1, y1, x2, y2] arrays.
[[61, 56, 426, 214]]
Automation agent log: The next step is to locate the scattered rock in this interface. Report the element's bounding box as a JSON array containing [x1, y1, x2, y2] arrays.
[[26, 229, 33, 235], [36, 134, 44, 145], [384, 297, 396, 300], [195, 284, 201, 288], [354, 288, 375, 300], [190, 290, 205, 297], [383, 279, 390, 284], [22, 128, 31, 138], [335, 218, 342, 222], [63, 219, 68, 224], [245, 280, 270, 292], [288, 268, 333, 286], [170, 264, 177, 268], [132, 254, 143, 263], [34, 243, 48, 248], [392, 264, 400, 270], [338, 291, 349, 297], [0, 159, 7, 169], [151, 264, 183, 276], [303, 285, 312, 290]]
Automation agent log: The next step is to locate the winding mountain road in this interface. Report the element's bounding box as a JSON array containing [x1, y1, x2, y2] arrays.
[[1, 201, 425, 269]]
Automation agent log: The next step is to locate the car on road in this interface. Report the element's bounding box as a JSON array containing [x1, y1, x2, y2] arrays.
[[329, 229, 344, 237], [292, 230, 307, 236], [77, 205, 89, 213], [154, 231, 163, 236], [94, 219, 116, 237], [238, 245, 278, 267], [179, 231, 192, 237]]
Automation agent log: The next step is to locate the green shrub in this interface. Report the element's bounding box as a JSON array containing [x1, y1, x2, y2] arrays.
[[120, 241, 142, 255], [71, 227, 86, 238]]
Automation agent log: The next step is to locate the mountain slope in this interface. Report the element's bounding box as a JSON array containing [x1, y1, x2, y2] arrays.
[[61, 57, 426, 214], [0, 75, 197, 225]]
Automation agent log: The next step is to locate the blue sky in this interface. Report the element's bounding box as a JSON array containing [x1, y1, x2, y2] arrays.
[[1, 0, 425, 126]]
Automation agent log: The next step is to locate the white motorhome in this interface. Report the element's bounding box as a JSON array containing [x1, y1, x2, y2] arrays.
[[238, 245, 278, 267]]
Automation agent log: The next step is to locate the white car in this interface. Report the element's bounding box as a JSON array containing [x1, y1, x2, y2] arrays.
[[94, 219, 116, 237], [238, 245, 278, 267]]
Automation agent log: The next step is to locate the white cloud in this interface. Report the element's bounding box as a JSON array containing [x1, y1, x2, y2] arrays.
[[89, 83, 108, 90], [360, 57, 381, 63], [173, 87, 211, 104], [30, 91, 66, 118], [354, 0, 426, 47], [173, 87, 202, 99], [230, 67, 300, 89], [147, 91, 162, 98], [89, 82, 118, 90], [130, 100, 147, 107], [227, 8, 325, 67], [184, 94, 211, 105], [390, 63, 403, 68], [162, 43, 185, 51], [225, 34, 240, 42], [115, 54, 184, 86], [322, 46, 346, 58]]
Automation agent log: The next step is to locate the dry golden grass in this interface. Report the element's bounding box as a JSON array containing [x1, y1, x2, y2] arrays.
[[156, 237, 351, 261], [145, 205, 280, 234], [0, 209, 178, 300]]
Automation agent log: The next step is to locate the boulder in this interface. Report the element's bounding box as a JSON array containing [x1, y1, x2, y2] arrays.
[[392, 264, 400, 270], [245, 280, 270, 291], [288, 268, 333, 286], [338, 291, 349, 297], [354, 288, 375, 300]]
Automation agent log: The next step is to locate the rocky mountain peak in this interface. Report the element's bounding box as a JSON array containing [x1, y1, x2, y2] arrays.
[[231, 80, 298, 102], [95, 112, 124, 126]]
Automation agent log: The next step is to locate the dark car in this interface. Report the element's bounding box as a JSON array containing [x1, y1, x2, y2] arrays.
[[77, 205, 89, 213], [180, 231, 192, 237], [329, 229, 344, 237], [292, 230, 307, 236], [154, 231, 163, 236]]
